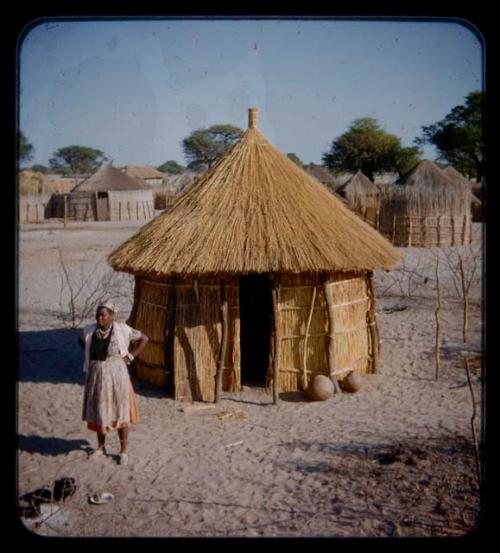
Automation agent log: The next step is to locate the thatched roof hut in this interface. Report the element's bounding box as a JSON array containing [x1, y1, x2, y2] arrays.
[[51, 163, 155, 222], [335, 170, 381, 227], [443, 166, 482, 222], [109, 109, 400, 402], [378, 160, 473, 247], [303, 163, 334, 186], [121, 165, 164, 187], [153, 172, 199, 210]]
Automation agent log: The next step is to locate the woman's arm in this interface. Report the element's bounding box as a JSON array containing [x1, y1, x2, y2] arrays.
[[122, 333, 149, 365]]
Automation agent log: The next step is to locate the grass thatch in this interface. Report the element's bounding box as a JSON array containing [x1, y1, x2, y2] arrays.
[[72, 163, 152, 192], [377, 160, 473, 247], [335, 170, 381, 227], [109, 111, 400, 278]]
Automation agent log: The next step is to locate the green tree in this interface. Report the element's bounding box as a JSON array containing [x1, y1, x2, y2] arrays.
[[415, 91, 484, 179], [157, 160, 185, 174], [322, 118, 421, 181], [182, 124, 244, 168], [49, 145, 107, 176], [31, 164, 49, 174], [18, 131, 34, 163], [287, 153, 303, 167], [187, 160, 208, 173]]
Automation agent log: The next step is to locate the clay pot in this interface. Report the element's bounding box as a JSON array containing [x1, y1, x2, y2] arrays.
[[341, 371, 363, 393], [306, 374, 335, 401]]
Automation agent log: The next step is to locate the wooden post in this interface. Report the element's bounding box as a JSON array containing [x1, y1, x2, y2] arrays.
[[422, 216, 427, 247], [63, 195, 68, 228], [462, 215, 468, 245], [434, 256, 441, 381], [214, 281, 229, 404], [451, 215, 455, 245], [366, 273, 380, 373], [437, 216, 441, 247], [323, 278, 341, 394], [164, 278, 177, 388], [408, 219, 412, 247], [302, 286, 317, 390], [136, 203, 139, 219], [118, 202, 122, 221], [270, 278, 281, 404], [391, 215, 397, 244], [127, 202, 131, 220]]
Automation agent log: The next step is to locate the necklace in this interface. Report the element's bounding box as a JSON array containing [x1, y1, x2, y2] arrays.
[[96, 324, 113, 339]]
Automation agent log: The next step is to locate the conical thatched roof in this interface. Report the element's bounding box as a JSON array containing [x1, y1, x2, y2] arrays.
[[108, 109, 400, 278], [395, 160, 457, 189], [303, 163, 334, 184], [121, 165, 164, 179], [443, 166, 481, 205], [336, 170, 379, 197], [71, 163, 152, 192]]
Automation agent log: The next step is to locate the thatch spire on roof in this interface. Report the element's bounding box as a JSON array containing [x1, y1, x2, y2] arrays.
[[71, 162, 152, 192], [108, 109, 400, 278]]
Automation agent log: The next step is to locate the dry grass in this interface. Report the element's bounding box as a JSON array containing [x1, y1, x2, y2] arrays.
[[108, 124, 400, 278]]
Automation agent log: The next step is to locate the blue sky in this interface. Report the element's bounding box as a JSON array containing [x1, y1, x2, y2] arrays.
[[19, 17, 483, 169]]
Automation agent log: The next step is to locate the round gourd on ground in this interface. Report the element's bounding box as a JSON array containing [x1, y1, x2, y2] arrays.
[[306, 375, 335, 401]]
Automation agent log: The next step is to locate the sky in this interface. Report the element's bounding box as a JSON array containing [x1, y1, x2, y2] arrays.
[[18, 17, 484, 169]]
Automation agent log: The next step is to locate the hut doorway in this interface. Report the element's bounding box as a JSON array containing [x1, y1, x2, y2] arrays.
[[239, 274, 272, 386], [96, 192, 109, 221]]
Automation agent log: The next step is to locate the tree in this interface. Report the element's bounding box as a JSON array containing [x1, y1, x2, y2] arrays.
[[182, 124, 244, 168], [18, 131, 34, 163], [187, 160, 208, 173], [31, 164, 49, 174], [157, 160, 185, 174], [287, 153, 303, 167], [322, 118, 421, 181], [415, 91, 484, 180], [49, 146, 107, 176]]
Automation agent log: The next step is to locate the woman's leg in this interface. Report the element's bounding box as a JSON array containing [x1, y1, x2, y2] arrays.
[[118, 427, 128, 454], [97, 432, 106, 450]]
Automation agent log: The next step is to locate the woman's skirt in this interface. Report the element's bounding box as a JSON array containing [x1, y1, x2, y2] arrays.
[[83, 357, 140, 433]]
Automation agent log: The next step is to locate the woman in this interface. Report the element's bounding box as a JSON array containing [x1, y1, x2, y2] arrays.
[[79, 301, 149, 465]]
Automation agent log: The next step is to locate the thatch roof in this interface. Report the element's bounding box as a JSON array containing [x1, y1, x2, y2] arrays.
[[121, 165, 164, 179], [395, 160, 457, 189], [161, 172, 198, 194], [71, 163, 152, 192], [108, 109, 400, 278], [443, 166, 481, 205], [336, 170, 379, 197], [303, 163, 334, 184]]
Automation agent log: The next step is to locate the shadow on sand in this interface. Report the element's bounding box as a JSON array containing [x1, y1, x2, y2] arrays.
[[18, 434, 91, 456], [18, 328, 85, 385]]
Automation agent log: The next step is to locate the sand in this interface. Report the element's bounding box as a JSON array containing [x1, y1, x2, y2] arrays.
[[17, 220, 484, 537]]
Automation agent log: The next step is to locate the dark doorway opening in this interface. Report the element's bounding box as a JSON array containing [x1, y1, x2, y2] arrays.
[[239, 274, 272, 386]]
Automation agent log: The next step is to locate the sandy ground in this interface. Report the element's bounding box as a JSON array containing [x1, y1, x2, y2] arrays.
[[16, 219, 485, 538]]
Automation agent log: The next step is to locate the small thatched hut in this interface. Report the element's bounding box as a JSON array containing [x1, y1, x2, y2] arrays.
[[335, 170, 381, 228], [378, 160, 473, 247], [108, 109, 400, 402], [443, 166, 482, 223], [51, 163, 155, 222], [153, 172, 198, 210], [121, 165, 165, 187], [303, 163, 334, 186]]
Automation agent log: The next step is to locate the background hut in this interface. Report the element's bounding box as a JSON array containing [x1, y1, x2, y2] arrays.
[[303, 163, 335, 187], [121, 165, 165, 188], [378, 160, 473, 247], [335, 170, 381, 228], [153, 172, 198, 210], [109, 109, 400, 402], [51, 163, 155, 222], [443, 165, 483, 223]]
